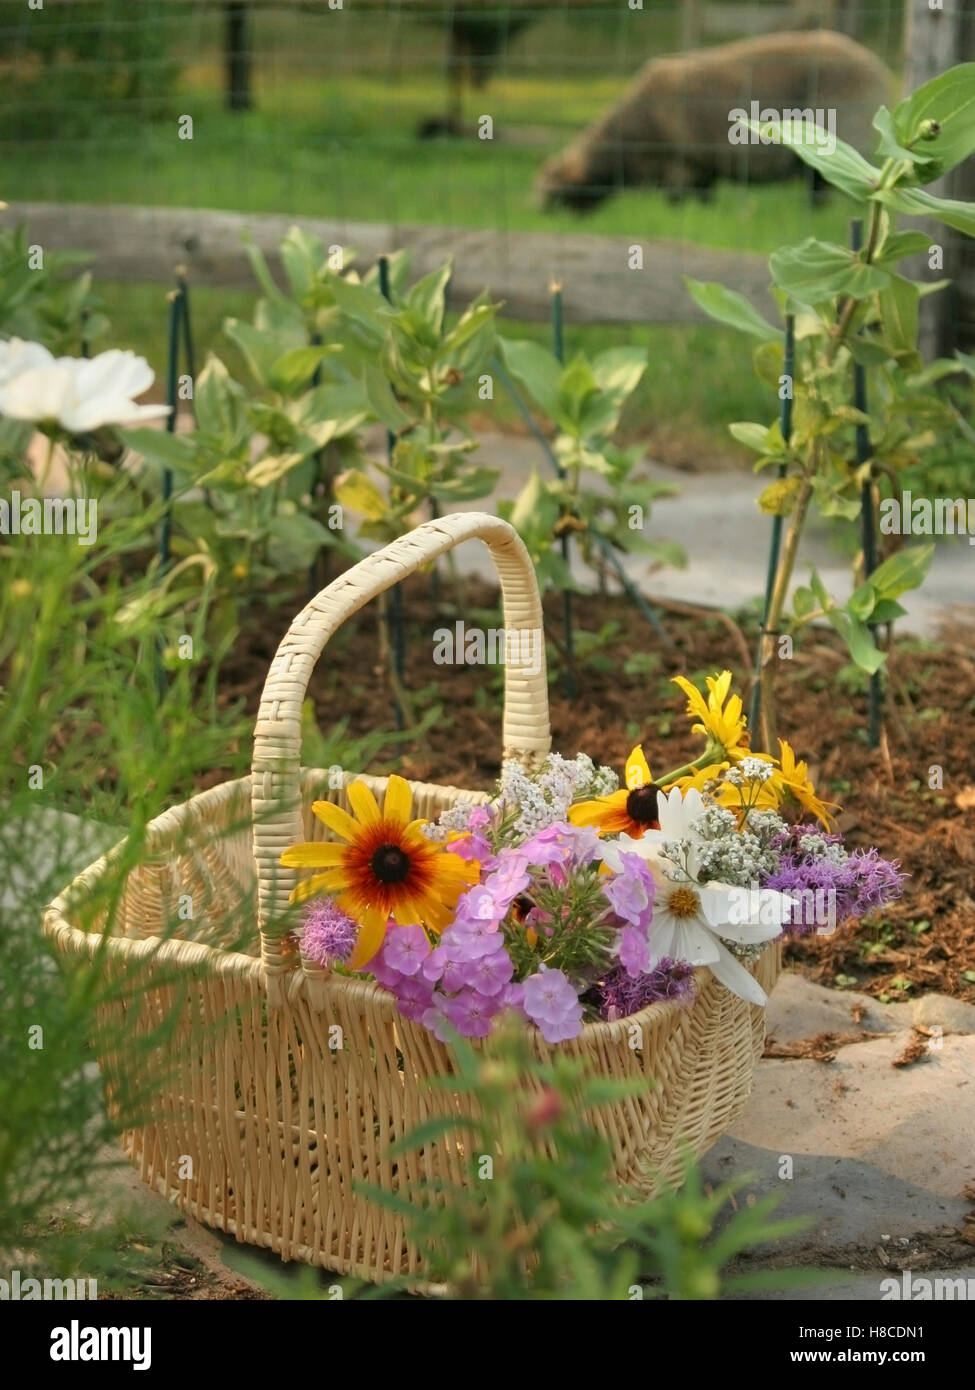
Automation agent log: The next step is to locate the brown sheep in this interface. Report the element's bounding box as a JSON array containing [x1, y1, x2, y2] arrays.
[[537, 30, 895, 209]]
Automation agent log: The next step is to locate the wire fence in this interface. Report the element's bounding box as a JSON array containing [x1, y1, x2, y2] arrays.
[[1, 1, 971, 352], [1, 2, 910, 212]]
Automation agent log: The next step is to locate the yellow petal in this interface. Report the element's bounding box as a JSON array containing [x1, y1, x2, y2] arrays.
[[280, 841, 346, 869], [382, 774, 413, 827], [672, 674, 708, 722], [347, 906, 387, 970], [625, 745, 652, 790], [288, 872, 334, 905], [569, 794, 626, 828], [709, 670, 733, 705], [311, 800, 359, 842], [346, 779, 381, 828]]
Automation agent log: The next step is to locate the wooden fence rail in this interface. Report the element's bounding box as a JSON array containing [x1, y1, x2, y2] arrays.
[[2, 201, 776, 326]]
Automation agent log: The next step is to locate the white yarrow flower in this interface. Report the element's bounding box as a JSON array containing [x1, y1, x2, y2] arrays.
[[0, 339, 170, 432]]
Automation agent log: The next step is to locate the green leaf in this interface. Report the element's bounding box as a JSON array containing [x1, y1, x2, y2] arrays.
[[269, 345, 337, 396], [729, 421, 773, 453], [328, 276, 388, 341], [793, 586, 817, 619], [429, 467, 500, 502], [757, 477, 800, 516], [809, 567, 832, 612], [279, 226, 324, 300], [406, 262, 452, 335], [334, 468, 388, 522], [892, 64, 975, 178], [499, 336, 563, 422], [557, 354, 598, 428], [872, 105, 932, 167], [266, 511, 336, 572], [847, 579, 876, 621], [193, 355, 245, 440], [684, 278, 780, 341], [363, 364, 412, 431], [118, 427, 195, 469], [223, 317, 291, 386], [846, 336, 901, 366], [879, 185, 975, 238], [509, 469, 558, 544], [245, 450, 308, 488], [748, 119, 882, 200], [590, 345, 648, 403], [869, 598, 907, 625], [297, 381, 369, 437], [866, 544, 934, 602], [873, 230, 933, 265], [770, 239, 891, 304], [240, 232, 291, 307], [827, 608, 886, 673], [877, 275, 919, 359]]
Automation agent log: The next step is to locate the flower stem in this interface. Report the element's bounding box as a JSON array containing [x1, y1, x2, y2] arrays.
[[656, 749, 718, 787], [37, 435, 56, 493]]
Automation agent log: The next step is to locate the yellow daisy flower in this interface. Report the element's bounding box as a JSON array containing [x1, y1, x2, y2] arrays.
[[280, 775, 479, 969], [672, 670, 750, 762], [569, 745, 662, 838], [770, 740, 839, 830]]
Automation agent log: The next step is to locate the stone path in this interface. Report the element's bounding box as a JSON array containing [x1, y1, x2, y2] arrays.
[[31, 425, 975, 638], [433, 431, 975, 640]]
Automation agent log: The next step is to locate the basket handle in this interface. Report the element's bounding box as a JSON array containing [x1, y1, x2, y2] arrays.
[[251, 511, 550, 987]]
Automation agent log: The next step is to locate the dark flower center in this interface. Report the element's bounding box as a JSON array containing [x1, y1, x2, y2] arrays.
[[370, 843, 412, 884], [626, 784, 661, 827]]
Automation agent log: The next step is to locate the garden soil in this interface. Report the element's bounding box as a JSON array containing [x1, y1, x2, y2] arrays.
[[213, 579, 975, 1009]]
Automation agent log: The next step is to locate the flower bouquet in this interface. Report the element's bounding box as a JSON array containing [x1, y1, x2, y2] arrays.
[[284, 670, 905, 1043]]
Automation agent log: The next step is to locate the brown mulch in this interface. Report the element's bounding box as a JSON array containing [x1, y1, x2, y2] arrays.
[[210, 575, 975, 1007]]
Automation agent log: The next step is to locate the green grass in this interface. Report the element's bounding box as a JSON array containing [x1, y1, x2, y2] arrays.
[[6, 76, 853, 254]]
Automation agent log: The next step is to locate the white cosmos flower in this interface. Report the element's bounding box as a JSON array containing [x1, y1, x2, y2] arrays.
[[0, 339, 170, 433], [601, 814, 791, 1006]]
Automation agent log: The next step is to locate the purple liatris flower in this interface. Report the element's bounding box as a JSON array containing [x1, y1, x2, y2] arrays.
[[521, 967, 584, 1044], [302, 899, 358, 968], [762, 824, 905, 933], [590, 959, 697, 1022]]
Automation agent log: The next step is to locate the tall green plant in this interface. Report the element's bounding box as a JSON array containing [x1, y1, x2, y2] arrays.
[[686, 64, 975, 748]]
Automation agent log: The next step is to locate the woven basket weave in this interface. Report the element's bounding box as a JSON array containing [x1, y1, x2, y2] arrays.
[[44, 512, 779, 1283]]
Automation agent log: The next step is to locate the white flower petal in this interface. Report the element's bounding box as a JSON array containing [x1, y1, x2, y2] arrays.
[[708, 939, 768, 1006], [0, 364, 73, 422], [697, 883, 790, 944], [0, 339, 55, 385]]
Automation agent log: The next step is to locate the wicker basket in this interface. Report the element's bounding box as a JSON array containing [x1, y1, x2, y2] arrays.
[[44, 512, 779, 1283]]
